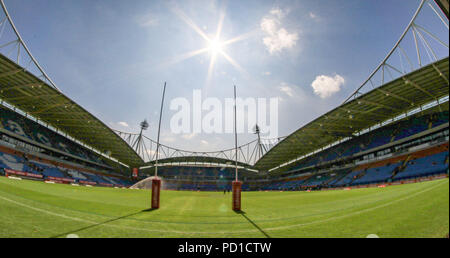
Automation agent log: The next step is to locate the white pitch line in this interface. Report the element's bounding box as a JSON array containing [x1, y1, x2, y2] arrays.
[[263, 180, 447, 232], [0, 180, 446, 236]]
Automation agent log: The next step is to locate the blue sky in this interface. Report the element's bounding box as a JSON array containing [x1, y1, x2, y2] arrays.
[[2, 0, 448, 152]]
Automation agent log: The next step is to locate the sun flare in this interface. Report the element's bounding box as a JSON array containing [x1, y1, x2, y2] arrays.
[[170, 7, 250, 82], [208, 38, 223, 55]]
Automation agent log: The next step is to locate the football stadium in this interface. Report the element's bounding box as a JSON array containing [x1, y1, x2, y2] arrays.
[[0, 0, 449, 240]]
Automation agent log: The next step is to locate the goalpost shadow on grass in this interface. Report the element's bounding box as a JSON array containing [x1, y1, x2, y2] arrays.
[[234, 211, 271, 238], [50, 208, 157, 238]]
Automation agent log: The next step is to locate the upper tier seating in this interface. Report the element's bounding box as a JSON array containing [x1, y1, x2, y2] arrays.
[[287, 111, 448, 173], [0, 106, 108, 166]]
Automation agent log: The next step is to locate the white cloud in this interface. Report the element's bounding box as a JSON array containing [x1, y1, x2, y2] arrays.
[[311, 74, 345, 98], [263, 71, 271, 76], [260, 8, 299, 54], [261, 17, 278, 35], [278, 84, 294, 97], [309, 12, 317, 19], [118, 122, 129, 127], [270, 7, 285, 19], [201, 140, 209, 145]]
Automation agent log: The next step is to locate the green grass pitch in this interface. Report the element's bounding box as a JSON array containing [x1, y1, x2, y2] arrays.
[[0, 176, 448, 238]]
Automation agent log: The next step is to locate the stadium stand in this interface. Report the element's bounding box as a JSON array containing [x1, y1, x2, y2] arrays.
[[0, 104, 136, 187], [1, 100, 448, 191], [0, 105, 108, 166], [351, 163, 401, 185], [150, 109, 448, 191], [393, 152, 448, 180], [0, 141, 132, 187], [288, 111, 448, 171]]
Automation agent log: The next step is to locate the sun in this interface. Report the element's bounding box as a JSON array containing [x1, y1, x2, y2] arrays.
[[208, 38, 223, 55], [170, 7, 249, 82]]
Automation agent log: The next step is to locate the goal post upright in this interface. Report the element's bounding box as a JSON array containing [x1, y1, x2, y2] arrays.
[[232, 85, 242, 211], [152, 82, 166, 209]]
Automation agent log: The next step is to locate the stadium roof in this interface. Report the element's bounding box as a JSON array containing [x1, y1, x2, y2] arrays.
[[0, 53, 144, 168], [143, 156, 252, 169], [254, 57, 449, 171]]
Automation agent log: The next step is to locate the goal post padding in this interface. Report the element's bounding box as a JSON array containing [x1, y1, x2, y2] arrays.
[[232, 181, 242, 211], [151, 178, 161, 209]]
